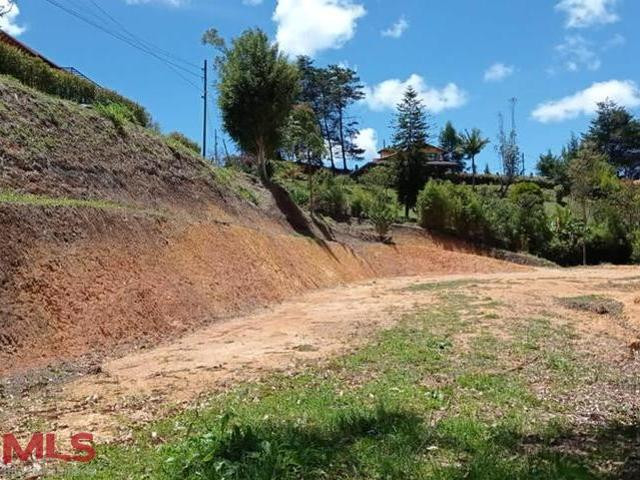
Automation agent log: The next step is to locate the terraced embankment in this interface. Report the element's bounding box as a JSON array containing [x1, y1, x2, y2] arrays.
[[0, 74, 524, 378]]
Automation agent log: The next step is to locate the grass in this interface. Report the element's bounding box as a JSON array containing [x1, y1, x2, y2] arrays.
[[557, 295, 625, 316], [0, 190, 161, 215], [55, 289, 638, 480]]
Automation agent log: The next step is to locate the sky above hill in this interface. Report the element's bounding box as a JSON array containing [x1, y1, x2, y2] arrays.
[[5, 0, 640, 172]]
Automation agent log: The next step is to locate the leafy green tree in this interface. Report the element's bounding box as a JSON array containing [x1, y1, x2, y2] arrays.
[[584, 100, 640, 178], [217, 29, 299, 180], [439, 121, 464, 171], [568, 147, 618, 264], [460, 128, 490, 189], [366, 188, 397, 241], [281, 104, 326, 213]]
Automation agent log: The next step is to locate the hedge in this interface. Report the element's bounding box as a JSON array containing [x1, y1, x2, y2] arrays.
[[0, 41, 151, 127]]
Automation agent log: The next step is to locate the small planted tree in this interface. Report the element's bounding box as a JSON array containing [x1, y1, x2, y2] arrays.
[[366, 188, 397, 242], [217, 29, 299, 180], [568, 147, 618, 265], [281, 104, 326, 213]]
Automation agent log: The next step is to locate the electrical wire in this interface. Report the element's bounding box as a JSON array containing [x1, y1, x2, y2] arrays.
[[40, 0, 202, 90]]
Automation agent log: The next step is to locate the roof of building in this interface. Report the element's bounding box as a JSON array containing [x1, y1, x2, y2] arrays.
[[0, 30, 61, 70]]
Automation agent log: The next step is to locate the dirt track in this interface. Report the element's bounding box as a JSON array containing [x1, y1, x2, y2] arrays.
[[3, 266, 640, 445]]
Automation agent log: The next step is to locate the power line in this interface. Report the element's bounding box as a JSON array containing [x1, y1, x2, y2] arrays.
[[86, 0, 200, 70], [40, 0, 202, 90]]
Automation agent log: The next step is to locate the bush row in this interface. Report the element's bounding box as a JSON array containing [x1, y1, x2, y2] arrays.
[[416, 180, 639, 266], [0, 41, 151, 127]]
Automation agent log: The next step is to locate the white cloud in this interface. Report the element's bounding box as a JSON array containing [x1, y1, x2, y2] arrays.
[[243, 0, 263, 5], [0, 0, 26, 36], [381, 16, 408, 39], [483, 63, 514, 82], [555, 0, 619, 28], [555, 35, 601, 72], [363, 74, 468, 114], [273, 0, 366, 57], [532, 80, 640, 123], [354, 128, 378, 161]]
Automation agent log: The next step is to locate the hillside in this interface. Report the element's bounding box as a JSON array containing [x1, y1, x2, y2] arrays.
[[0, 75, 525, 378]]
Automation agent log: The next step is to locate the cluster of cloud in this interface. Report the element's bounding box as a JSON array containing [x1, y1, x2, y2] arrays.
[[353, 128, 378, 161], [273, 0, 365, 57], [483, 63, 514, 83], [381, 16, 408, 39], [532, 80, 640, 123], [555, 0, 619, 28], [0, 0, 25, 36], [362, 74, 467, 114]]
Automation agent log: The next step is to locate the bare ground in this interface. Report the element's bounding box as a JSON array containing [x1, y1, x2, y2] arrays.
[[3, 265, 639, 447]]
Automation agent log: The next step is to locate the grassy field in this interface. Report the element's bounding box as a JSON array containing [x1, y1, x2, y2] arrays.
[[56, 286, 638, 480]]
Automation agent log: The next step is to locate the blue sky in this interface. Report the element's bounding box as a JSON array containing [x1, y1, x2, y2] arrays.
[[3, 0, 640, 172]]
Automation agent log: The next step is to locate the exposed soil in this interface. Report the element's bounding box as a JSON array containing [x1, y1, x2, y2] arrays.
[[2, 266, 639, 447]]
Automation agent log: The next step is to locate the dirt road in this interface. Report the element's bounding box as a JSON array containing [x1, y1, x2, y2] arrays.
[[3, 266, 640, 444]]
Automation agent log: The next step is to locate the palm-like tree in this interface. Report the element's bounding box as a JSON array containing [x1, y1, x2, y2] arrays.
[[460, 128, 490, 189]]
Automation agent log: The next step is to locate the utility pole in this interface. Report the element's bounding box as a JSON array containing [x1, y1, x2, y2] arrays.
[[202, 59, 208, 158], [214, 129, 219, 165]]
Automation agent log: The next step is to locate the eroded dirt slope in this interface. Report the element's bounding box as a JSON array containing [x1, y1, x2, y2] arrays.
[[0, 75, 524, 378]]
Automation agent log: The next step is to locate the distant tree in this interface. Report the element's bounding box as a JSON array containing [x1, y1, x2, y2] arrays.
[[217, 29, 299, 180], [584, 100, 640, 178], [496, 106, 521, 195], [296, 57, 338, 169], [460, 128, 490, 189], [392, 86, 429, 151], [439, 121, 464, 171], [484, 163, 491, 175], [281, 104, 326, 213], [327, 64, 365, 170], [568, 146, 618, 265], [392, 86, 430, 217]]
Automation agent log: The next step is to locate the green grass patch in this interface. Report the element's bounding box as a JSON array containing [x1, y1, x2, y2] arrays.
[[56, 291, 637, 480], [0, 190, 159, 215]]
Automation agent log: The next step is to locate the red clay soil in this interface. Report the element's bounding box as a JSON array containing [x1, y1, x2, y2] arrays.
[[0, 75, 526, 377]]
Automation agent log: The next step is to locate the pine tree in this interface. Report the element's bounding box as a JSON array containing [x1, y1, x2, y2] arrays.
[[392, 87, 430, 217], [392, 86, 429, 151]]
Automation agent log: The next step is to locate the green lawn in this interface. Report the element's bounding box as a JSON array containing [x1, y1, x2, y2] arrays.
[[57, 288, 637, 480]]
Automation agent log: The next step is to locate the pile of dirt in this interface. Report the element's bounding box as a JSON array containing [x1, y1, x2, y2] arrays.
[[0, 75, 526, 377]]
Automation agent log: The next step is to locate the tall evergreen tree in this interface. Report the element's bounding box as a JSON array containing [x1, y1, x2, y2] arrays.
[[392, 87, 430, 217], [392, 86, 429, 151]]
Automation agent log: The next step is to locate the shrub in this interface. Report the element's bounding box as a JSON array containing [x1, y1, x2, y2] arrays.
[[167, 132, 201, 154], [349, 188, 372, 219], [315, 174, 348, 219], [94, 102, 137, 133], [366, 189, 397, 241], [416, 180, 455, 231], [0, 41, 150, 126]]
